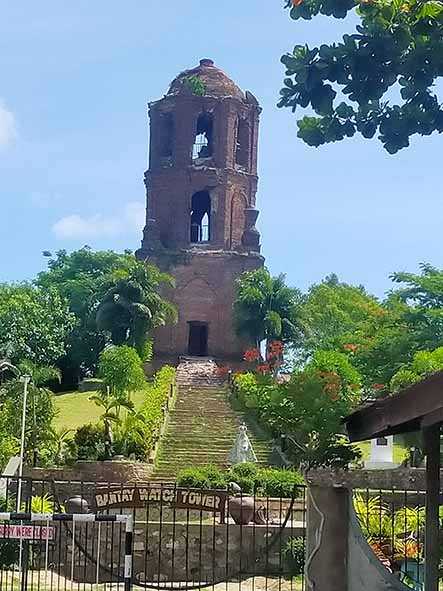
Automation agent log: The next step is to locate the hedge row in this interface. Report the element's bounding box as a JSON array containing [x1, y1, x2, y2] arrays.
[[176, 463, 304, 498]]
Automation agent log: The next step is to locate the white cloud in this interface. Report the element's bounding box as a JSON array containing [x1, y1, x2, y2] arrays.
[[0, 101, 16, 149], [52, 201, 146, 240]]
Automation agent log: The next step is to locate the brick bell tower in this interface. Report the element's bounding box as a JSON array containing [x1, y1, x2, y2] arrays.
[[137, 59, 264, 361]]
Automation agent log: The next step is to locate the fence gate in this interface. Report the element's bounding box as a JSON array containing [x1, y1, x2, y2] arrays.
[[0, 477, 307, 591], [0, 511, 133, 590]]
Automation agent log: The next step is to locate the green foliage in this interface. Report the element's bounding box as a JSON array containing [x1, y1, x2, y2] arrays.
[[96, 262, 176, 356], [183, 75, 206, 96], [0, 283, 74, 366], [46, 427, 73, 466], [176, 463, 305, 497], [353, 493, 425, 560], [70, 423, 107, 461], [234, 267, 303, 349], [280, 0, 443, 153], [37, 247, 175, 384], [118, 365, 176, 459], [0, 377, 56, 470], [307, 349, 362, 387], [17, 360, 61, 387], [232, 372, 262, 408], [390, 263, 443, 347], [98, 345, 146, 399], [177, 465, 228, 490], [299, 276, 384, 355], [233, 359, 361, 469], [37, 247, 135, 382], [28, 493, 56, 514], [66, 365, 175, 462], [254, 467, 305, 497], [390, 346, 443, 391], [284, 537, 306, 576], [296, 270, 443, 391]]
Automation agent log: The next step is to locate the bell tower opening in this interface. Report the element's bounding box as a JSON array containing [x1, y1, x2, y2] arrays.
[[193, 112, 213, 160], [188, 322, 209, 356], [190, 191, 211, 243]]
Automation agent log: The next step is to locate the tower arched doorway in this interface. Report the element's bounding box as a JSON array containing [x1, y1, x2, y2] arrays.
[[188, 321, 209, 356]]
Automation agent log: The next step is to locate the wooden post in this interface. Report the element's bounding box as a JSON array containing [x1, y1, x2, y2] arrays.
[[424, 424, 440, 591]]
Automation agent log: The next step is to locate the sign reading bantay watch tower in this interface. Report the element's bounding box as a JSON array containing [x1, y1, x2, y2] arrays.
[[94, 485, 227, 514]]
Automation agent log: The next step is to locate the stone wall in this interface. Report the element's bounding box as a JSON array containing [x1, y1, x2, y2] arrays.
[[25, 460, 154, 487], [57, 520, 301, 585], [151, 250, 263, 360]]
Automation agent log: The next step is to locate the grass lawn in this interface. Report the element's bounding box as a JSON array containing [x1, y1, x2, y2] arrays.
[[52, 389, 146, 431], [358, 439, 408, 464]]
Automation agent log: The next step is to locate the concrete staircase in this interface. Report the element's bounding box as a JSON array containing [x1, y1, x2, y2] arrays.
[[152, 357, 272, 481]]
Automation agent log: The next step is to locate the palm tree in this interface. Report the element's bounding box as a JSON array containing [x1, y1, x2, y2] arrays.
[[17, 360, 61, 387], [234, 268, 303, 351], [89, 391, 135, 454], [48, 426, 73, 465], [96, 262, 177, 356]]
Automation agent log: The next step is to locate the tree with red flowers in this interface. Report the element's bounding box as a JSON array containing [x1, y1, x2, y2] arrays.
[[233, 349, 362, 469]]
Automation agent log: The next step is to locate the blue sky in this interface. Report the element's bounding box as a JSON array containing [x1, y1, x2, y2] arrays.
[[0, 1, 440, 298]]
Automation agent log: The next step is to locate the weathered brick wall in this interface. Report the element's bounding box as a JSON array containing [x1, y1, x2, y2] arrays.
[[151, 250, 263, 360], [136, 60, 264, 361]]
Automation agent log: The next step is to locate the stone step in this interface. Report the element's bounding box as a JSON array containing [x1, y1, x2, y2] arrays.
[[152, 359, 273, 479]]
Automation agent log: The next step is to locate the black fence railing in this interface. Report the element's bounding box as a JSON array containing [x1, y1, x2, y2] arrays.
[[0, 475, 307, 591], [353, 486, 428, 590]]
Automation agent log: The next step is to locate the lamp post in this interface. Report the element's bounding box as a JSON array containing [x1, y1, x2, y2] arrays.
[[0, 362, 31, 507], [0, 362, 32, 590], [16, 374, 31, 591], [16, 374, 31, 511]]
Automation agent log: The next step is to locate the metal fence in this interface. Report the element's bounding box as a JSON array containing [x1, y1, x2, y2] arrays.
[[0, 510, 133, 591], [0, 476, 307, 591], [353, 486, 428, 591]]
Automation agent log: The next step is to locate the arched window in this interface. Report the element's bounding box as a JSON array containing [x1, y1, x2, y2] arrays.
[[160, 112, 174, 158], [190, 191, 211, 243], [235, 117, 249, 167], [193, 113, 213, 160]]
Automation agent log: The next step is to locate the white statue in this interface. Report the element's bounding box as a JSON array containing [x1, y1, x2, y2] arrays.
[[229, 423, 258, 465]]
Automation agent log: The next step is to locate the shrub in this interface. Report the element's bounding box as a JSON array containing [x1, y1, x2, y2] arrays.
[[70, 423, 107, 461], [257, 468, 304, 497], [228, 462, 259, 493], [139, 366, 175, 447], [183, 75, 206, 96], [176, 465, 227, 490], [118, 365, 176, 460], [176, 464, 305, 498], [307, 350, 362, 388], [232, 372, 261, 409], [284, 537, 305, 576]]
